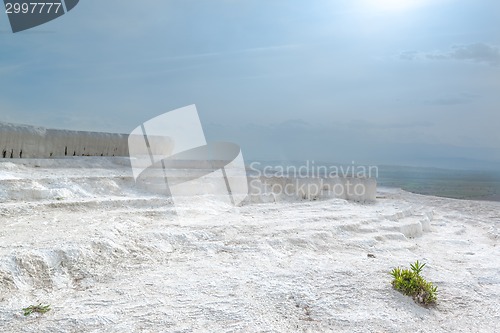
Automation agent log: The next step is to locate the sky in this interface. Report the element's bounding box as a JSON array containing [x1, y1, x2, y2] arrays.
[[1, 0, 499, 169]]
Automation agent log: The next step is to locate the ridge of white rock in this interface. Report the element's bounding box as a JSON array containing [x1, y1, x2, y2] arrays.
[[0, 121, 129, 158]]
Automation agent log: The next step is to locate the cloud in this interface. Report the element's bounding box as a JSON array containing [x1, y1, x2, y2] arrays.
[[424, 92, 478, 106], [445, 43, 500, 66], [399, 43, 500, 66], [391, 121, 433, 129], [398, 51, 419, 61], [236, 44, 303, 54], [0, 64, 25, 74], [330, 120, 433, 134]]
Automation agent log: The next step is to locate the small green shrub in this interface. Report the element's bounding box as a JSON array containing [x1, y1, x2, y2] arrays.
[[22, 303, 51, 316], [390, 260, 437, 306]]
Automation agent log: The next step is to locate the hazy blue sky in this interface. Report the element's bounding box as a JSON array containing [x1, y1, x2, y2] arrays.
[[1, 0, 499, 168]]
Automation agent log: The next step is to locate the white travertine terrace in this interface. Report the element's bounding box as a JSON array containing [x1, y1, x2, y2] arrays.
[[1, 159, 498, 332]]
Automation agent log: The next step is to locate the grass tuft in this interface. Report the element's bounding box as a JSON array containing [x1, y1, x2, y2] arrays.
[[390, 260, 437, 306], [22, 303, 51, 316]]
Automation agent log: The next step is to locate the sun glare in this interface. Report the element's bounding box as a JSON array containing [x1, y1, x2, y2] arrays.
[[363, 0, 425, 12]]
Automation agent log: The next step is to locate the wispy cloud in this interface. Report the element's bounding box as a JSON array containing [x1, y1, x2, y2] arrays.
[[429, 43, 500, 66], [424, 92, 478, 106], [236, 44, 303, 54], [399, 43, 500, 66], [0, 63, 29, 75], [137, 44, 303, 64], [398, 51, 419, 61], [345, 120, 433, 130]]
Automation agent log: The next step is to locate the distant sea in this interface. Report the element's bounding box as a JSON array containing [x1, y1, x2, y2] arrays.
[[376, 165, 500, 202]]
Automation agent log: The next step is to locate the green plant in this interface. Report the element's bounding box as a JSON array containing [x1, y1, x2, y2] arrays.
[[22, 303, 51, 316], [390, 260, 437, 306]]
